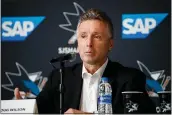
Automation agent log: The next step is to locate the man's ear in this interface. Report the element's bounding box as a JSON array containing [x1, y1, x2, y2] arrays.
[[109, 39, 114, 51]]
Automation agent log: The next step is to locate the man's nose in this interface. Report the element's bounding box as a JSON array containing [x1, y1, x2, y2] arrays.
[[86, 37, 93, 47]]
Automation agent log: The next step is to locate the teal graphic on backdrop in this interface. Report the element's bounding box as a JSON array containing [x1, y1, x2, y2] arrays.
[[137, 60, 171, 97], [122, 13, 168, 39], [2, 17, 45, 41], [2, 62, 47, 98]]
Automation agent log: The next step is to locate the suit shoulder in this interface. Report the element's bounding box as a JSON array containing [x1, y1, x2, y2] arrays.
[[45, 63, 82, 88], [71, 63, 82, 70], [50, 63, 82, 74], [63, 63, 82, 73], [121, 66, 145, 75], [114, 63, 146, 81], [109, 61, 143, 74]]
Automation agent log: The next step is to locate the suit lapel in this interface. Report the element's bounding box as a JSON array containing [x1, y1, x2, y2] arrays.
[[69, 63, 83, 109], [102, 60, 122, 98], [103, 60, 119, 83]]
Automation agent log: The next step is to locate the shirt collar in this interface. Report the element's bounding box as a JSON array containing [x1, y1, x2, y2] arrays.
[[82, 58, 109, 78]]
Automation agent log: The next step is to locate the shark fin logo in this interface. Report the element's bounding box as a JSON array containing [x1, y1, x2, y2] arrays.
[[58, 2, 85, 54], [137, 60, 171, 97], [2, 62, 47, 98], [59, 2, 85, 45], [126, 100, 139, 112]]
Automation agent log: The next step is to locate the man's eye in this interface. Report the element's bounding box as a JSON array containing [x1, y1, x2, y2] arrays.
[[81, 35, 86, 38], [95, 35, 101, 39]]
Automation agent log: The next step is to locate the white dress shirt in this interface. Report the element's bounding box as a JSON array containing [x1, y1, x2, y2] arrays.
[[79, 59, 108, 113]]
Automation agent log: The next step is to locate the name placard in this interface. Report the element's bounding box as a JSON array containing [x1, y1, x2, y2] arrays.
[[1, 99, 38, 114]]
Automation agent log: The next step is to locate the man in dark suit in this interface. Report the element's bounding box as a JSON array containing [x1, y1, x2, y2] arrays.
[[14, 8, 156, 114]]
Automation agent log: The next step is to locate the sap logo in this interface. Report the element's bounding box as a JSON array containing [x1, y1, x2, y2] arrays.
[[122, 13, 168, 39], [2, 17, 45, 41]]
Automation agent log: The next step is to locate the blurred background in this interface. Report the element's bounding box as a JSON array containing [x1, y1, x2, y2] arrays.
[[1, 0, 171, 108]]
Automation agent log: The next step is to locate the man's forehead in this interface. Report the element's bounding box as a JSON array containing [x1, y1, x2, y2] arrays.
[[78, 20, 107, 27], [77, 20, 108, 33]]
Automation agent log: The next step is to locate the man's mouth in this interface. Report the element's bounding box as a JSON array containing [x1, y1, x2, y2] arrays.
[[85, 51, 93, 55]]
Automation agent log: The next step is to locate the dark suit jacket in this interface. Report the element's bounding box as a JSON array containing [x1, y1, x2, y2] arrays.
[[36, 60, 156, 114]]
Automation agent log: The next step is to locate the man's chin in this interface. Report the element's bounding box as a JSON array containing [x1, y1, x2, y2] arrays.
[[83, 59, 97, 65]]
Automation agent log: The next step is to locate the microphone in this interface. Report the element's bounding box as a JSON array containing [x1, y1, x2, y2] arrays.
[[50, 53, 76, 63]]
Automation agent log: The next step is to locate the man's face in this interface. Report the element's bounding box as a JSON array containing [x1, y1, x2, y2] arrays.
[[77, 20, 113, 65]]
